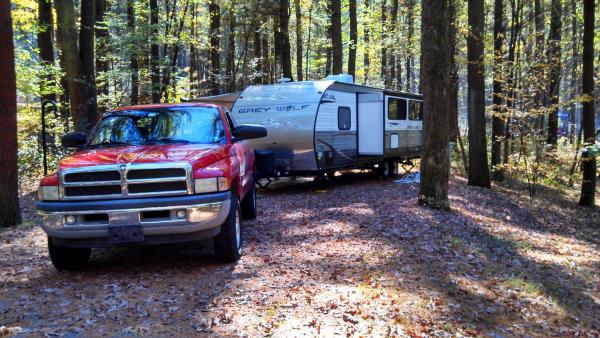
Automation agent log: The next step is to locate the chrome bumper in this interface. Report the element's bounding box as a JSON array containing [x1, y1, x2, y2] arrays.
[[36, 192, 231, 241]]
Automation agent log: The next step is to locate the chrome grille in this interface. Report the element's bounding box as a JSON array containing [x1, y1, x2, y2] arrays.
[[60, 163, 193, 200]]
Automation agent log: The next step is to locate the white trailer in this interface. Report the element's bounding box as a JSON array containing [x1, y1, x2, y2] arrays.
[[196, 77, 423, 178]]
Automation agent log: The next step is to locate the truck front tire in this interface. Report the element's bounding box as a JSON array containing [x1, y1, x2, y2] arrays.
[[241, 183, 257, 220], [48, 236, 91, 271], [213, 196, 243, 263]]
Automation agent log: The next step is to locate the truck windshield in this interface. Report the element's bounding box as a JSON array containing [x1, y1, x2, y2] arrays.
[[89, 107, 227, 147]]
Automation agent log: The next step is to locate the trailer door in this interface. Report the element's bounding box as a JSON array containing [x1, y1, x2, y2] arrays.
[[358, 93, 384, 155]]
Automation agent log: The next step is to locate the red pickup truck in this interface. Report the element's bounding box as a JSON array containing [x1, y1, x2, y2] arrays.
[[35, 103, 266, 270]]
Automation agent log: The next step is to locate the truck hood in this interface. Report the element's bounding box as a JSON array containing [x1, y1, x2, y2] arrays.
[[58, 144, 230, 170]]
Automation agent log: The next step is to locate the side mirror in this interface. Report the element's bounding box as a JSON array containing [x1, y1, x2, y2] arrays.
[[233, 125, 267, 141], [61, 132, 87, 148]]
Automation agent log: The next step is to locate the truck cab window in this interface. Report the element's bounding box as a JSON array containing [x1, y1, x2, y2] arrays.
[[388, 98, 407, 120], [338, 106, 351, 130], [409, 101, 423, 121]]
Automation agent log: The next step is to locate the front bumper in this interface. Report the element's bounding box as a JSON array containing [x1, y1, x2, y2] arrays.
[[36, 192, 231, 247]]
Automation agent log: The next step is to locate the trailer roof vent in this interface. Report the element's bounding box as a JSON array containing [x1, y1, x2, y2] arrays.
[[277, 77, 292, 84], [325, 74, 354, 84]]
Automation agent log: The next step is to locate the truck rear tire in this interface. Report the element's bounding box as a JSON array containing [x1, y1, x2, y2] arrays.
[[214, 196, 243, 263], [48, 236, 91, 271], [241, 183, 257, 220]]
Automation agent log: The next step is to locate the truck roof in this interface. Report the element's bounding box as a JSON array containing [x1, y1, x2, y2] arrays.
[[110, 102, 220, 112]]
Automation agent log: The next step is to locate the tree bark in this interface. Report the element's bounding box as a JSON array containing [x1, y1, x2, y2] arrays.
[[226, 5, 236, 92], [491, 0, 505, 180], [579, 0, 596, 207], [418, 0, 450, 210], [295, 0, 303, 81], [388, 0, 398, 89], [149, 0, 161, 102], [127, 0, 139, 104], [0, 0, 22, 227], [447, 0, 458, 143], [79, 0, 98, 128], [208, 0, 221, 95], [348, 0, 357, 79], [37, 0, 56, 103], [546, 0, 562, 146], [329, 0, 343, 74], [569, 0, 579, 142], [467, 0, 491, 188], [381, 0, 388, 86]]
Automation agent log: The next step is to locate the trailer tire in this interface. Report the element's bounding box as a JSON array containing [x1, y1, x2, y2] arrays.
[[214, 196, 243, 263], [379, 162, 390, 177], [48, 236, 91, 271], [388, 160, 398, 177], [241, 183, 257, 220]]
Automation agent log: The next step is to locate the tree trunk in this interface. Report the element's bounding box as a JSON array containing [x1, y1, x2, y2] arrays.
[[388, 0, 398, 89], [363, 0, 370, 84], [95, 0, 109, 107], [381, 0, 388, 86], [579, 0, 596, 207], [295, 0, 303, 81], [208, 0, 221, 95], [418, 0, 450, 210], [275, 0, 293, 80], [406, 0, 415, 92], [79, 0, 97, 129], [546, 0, 562, 146], [447, 0, 458, 143], [127, 0, 139, 104], [329, 0, 343, 74], [569, 0, 578, 143], [491, 0, 504, 180], [149, 0, 161, 102], [253, 15, 263, 84], [226, 6, 236, 92], [467, 0, 491, 188], [0, 0, 22, 227], [37, 0, 56, 103], [348, 0, 357, 79]]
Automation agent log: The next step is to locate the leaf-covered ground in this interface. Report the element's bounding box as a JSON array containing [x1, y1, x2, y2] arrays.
[[1, 172, 599, 337]]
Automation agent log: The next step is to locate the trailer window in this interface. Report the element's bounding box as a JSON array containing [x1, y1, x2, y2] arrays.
[[338, 107, 351, 130], [409, 101, 423, 121], [388, 98, 407, 120]]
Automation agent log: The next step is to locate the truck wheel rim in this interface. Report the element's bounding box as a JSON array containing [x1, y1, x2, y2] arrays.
[[235, 208, 242, 254]]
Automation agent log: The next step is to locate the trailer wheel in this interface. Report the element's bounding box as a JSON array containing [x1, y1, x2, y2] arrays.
[[241, 183, 257, 220], [214, 196, 243, 263], [48, 236, 91, 271], [388, 160, 398, 177]]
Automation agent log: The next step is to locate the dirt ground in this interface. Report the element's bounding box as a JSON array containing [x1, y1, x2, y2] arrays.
[[1, 172, 599, 337]]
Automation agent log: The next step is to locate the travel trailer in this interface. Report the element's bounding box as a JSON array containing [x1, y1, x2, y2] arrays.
[[193, 75, 423, 180]]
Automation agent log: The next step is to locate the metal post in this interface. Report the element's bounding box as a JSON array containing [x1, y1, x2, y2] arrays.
[[41, 101, 57, 176]]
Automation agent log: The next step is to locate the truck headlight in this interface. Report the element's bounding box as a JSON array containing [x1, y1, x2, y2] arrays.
[[38, 186, 60, 201], [194, 177, 230, 194]]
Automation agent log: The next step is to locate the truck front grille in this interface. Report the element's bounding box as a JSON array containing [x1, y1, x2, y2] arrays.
[[60, 163, 192, 200]]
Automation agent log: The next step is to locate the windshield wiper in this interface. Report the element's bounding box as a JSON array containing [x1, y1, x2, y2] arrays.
[[147, 138, 192, 144]]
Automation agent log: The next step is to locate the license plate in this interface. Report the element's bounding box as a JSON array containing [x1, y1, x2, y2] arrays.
[[108, 225, 144, 244]]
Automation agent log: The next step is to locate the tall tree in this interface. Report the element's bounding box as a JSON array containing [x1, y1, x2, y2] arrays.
[[55, 0, 98, 132], [418, 0, 450, 210], [226, 5, 236, 92], [0, 0, 22, 227], [363, 0, 371, 84], [37, 0, 56, 103], [579, 0, 596, 207], [95, 0, 109, 104], [295, 0, 303, 81], [388, 0, 399, 89], [447, 0, 458, 143], [467, 0, 491, 188], [380, 0, 388, 86], [491, 0, 505, 180], [208, 0, 221, 95], [149, 0, 160, 102], [546, 0, 562, 145], [329, 0, 343, 74], [569, 0, 579, 142], [275, 0, 293, 79], [406, 0, 416, 92], [127, 0, 139, 104], [348, 0, 357, 79]]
